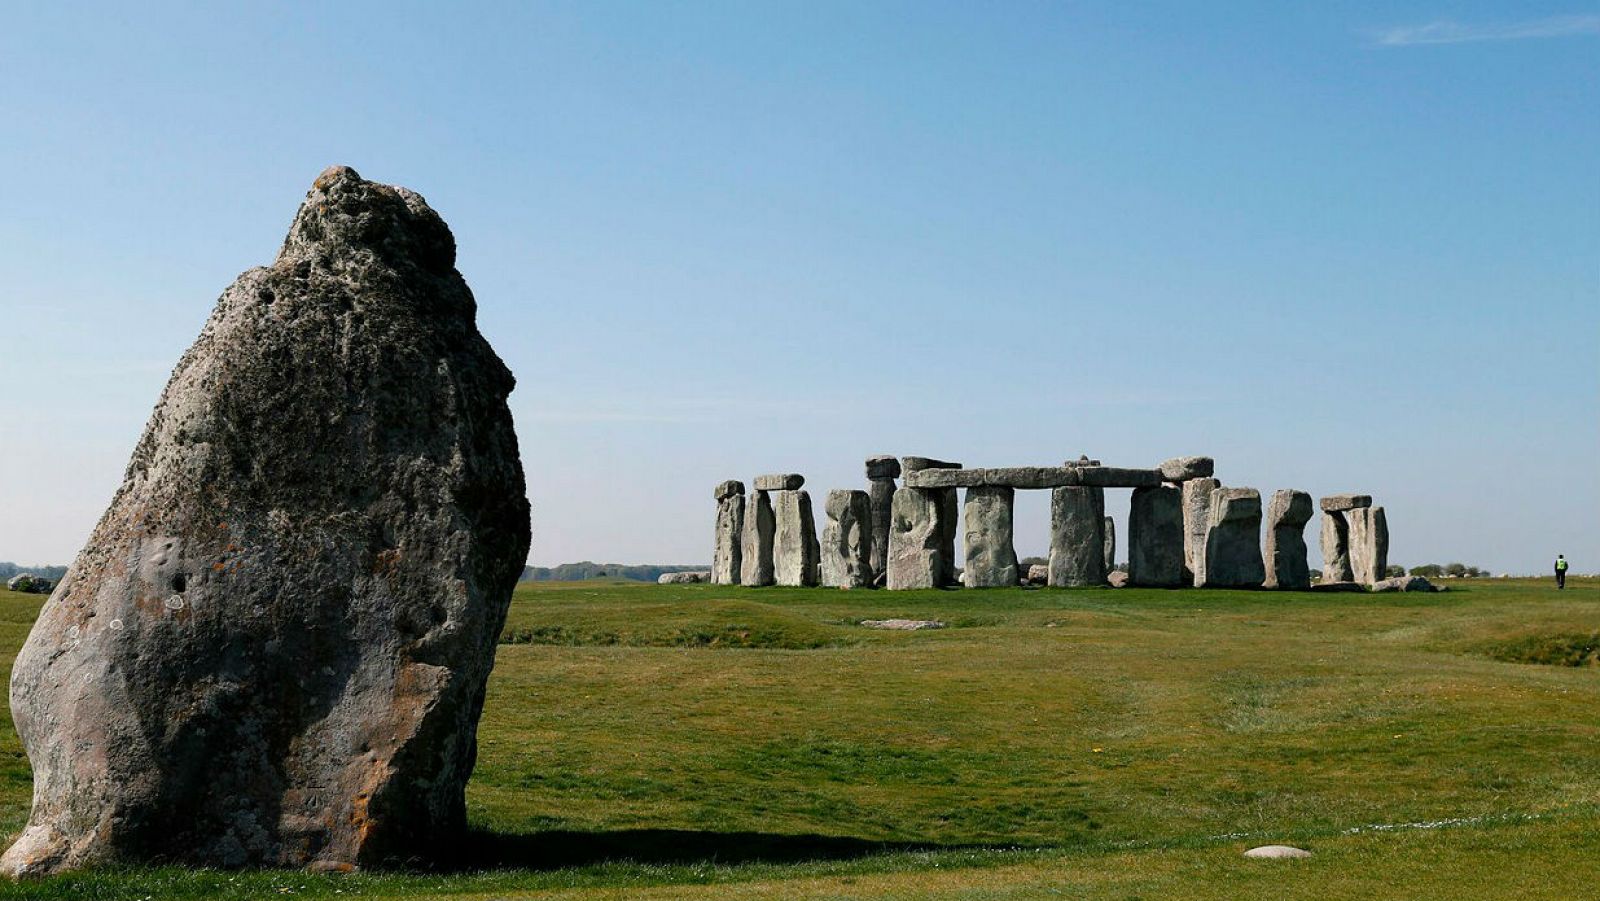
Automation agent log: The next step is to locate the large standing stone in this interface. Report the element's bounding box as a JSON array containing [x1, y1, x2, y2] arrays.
[[1102, 516, 1116, 573], [712, 481, 745, 585], [1128, 485, 1184, 587], [887, 488, 943, 590], [1198, 488, 1265, 588], [962, 486, 1018, 588], [772, 489, 819, 587], [740, 490, 776, 587], [820, 490, 873, 589], [1181, 477, 1221, 585], [1346, 505, 1389, 585], [1263, 489, 1313, 589], [1, 167, 531, 876], [865, 455, 899, 584], [1319, 511, 1352, 584], [902, 457, 960, 586], [1049, 486, 1106, 587]]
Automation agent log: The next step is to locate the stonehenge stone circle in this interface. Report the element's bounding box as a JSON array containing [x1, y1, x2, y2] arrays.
[[3, 166, 531, 876], [962, 486, 1019, 588], [772, 489, 820, 586], [740, 490, 776, 586], [1346, 505, 1389, 585], [1181, 477, 1221, 585], [716, 457, 1386, 594], [1049, 486, 1106, 586], [712, 481, 745, 585], [1263, 490, 1313, 589], [887, 487, 944, 589], [1128, 484, 1184, 587], [1198, 487, 1266, 588], [865, 455, 900, 584], [820, 489, 873, 589]]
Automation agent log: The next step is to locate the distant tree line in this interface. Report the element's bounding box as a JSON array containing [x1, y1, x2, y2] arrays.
[[521, 562, 708, 583], [0, 562, 68, 582], [1398, 563, 1489, 579]]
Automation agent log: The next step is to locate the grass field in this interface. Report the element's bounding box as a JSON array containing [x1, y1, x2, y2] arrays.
[[0, 576, 1594, 899]]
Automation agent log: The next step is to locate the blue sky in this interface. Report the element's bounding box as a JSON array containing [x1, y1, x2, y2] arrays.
[[2, 2, 1595, 573]]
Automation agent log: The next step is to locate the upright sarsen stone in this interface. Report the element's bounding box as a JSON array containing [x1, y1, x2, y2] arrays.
[[1181, 477, 1221, 585], [1198, 487, 1265, 588], [1049, 486, 1106, 587], [865, 455, 899, 584], [1319, 511, 1352, 584], [1128, 485, 1184, 587], [902, 457, 960, 587], [887, 488, 943, 589], [820, 489, 873, 589], [773, 489, 819, 587], [962, 486, 1018, 588], [1102, 516, 1117, 574], [1346, 506, 1389, 586], [2, 167, 531, 876], [1263, 489, 1313, 589], [712, 481, 745, 585], [740, 490, 776, 587]]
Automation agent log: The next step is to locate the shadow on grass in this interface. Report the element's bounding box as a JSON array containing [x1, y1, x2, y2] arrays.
[[446, 827, 1002, 871]]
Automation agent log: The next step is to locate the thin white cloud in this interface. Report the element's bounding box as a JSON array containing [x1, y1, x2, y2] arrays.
[[1373, 14, 1600, 46]]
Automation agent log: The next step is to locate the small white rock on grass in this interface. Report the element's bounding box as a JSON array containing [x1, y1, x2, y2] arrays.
[[1243, 845, 1311, 859], [860, 619, 945, 631]]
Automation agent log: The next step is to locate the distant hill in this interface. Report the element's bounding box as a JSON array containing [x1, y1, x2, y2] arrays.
[[521, 562, 708, 583], [0, 562, 68, 582]]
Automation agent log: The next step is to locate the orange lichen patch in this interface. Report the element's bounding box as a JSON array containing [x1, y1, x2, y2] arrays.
[[372, 548, 402, 578]]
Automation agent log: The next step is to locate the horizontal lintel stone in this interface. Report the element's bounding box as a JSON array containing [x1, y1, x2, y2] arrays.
[[1319, 493, 1372, 513], [904, 465, 1161, 490], [754, 473, 805, 491]]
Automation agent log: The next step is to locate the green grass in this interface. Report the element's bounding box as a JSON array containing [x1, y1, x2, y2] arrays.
[[0, 576, 1597, 898]]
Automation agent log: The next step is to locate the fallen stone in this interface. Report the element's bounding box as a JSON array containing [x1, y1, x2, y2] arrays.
[[712, 490, 745, 585], [714, 479, 745, 502], [1370, 575, 1439, 593], [1128, 484, 1184, 587], [1263, 489, 1313, 590], [772, 489, 819, 587], [740, 490, 776, 587], [1157, 456, 1215, 482], [1347, 505, 1389, 585], [1243, 845, 1311, 859], [1049, 486, 1106, 587], [1024, 564, 1049, 586], [860, 619, 945, 630], [1319, 493, 1372, 513], [1181, 478, 1221, 585], [1310, 580, 1367, 593], [2, 166, 532, 876], [754, 473, 805, 491], [886, 488, 943, 590], [5, 574, 50, 594], [820, 489, 873, 589], [1107, 570, 1130, 588], [865, 454, 901, 480], [962, 486, 1018, 588], [1320, 511, 1352, 584], [1198, 487, 1265, 588], [658, 571, 710, 584]]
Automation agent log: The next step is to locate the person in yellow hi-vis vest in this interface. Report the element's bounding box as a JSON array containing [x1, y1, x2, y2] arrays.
[[1554, 554, 1569, 589]]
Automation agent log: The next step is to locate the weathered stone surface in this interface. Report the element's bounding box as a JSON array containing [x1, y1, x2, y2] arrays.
[[740, 490, 776, 587], [904, 465, 1159, 490], [936, 488, 959, 586], [1346, 505, 1389, 586], [1198, 487, 1265, 588], [868, 478, 895, 584], [1157, 456, 1215, 482], [1102, 516, 1116, 574], [1319, 511, 1352, 584], [5, 574, 51, 595], [820, 490, 873, 589], [1128, 485, 1184, 587], [714, 479, 744, 502], [1243, 845, 1311, 859], [886, 488, 943, 590], [1181, 477, 1221, 585], [754, 473, 804, 491], [860, 619, 944, 630], [1319, 493, 1371, 513], [1049, 486, 1106, 587], [772, 490, 819, 587], [962, 486, 1018, 588], [658, 571, 710, 584], [865, 455, 901, 480], [1024, 564, 1049, 585], [2, 166, 531, 877], [901, 456, 960, 473], [1107, 570, 1130, 588], [1263, 490, 1313, 589], [1310, 580, 1366, 593], [1371, 575, 1437, 593], [1063, 455, 1100, 466], [712, 493, 744, 585], [1074, 467, 1161, 488]]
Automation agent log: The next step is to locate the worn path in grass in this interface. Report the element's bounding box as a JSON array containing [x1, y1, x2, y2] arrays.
[[0, 577, 1594, 898]]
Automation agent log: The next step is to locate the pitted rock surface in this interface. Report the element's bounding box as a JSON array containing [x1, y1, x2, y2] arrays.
[[3, 166, 530, 876]]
